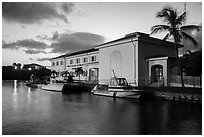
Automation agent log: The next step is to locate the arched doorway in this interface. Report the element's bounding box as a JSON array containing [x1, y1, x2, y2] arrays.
[[151, 65, 163, 82], [110, 51, 122, 78]]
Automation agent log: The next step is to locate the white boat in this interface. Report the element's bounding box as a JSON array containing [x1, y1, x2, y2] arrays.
[[91, 77, 141, 99], [41, 83, 64, 92]]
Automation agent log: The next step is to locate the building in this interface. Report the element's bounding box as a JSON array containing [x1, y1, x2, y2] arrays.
[[50, 32, 182, 86], [22, 63, 45, 71], [51, 48, 99, 81], [95, 32, 181, 86]]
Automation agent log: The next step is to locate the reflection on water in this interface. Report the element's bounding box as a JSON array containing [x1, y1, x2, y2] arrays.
[[13, 80, 17, 95], [2, 80, 202, 135]]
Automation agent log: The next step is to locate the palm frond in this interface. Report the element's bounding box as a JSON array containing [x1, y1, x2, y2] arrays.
[[180, 25, 201, 32], [181, 31, 199, 47], [159, 33, 170, 46], [150, 25, 170, 35], [163, 33, 170, 41], [156, 8, 171, 23], [176, 11, 187, 25], [156, 7, 177, 26]]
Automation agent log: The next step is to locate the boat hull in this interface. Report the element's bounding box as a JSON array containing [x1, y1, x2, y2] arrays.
[[91, 88, 141, 99], [41, 83, 64, 92]]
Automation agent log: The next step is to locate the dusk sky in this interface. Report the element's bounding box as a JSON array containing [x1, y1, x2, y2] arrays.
[[2, 2, 202, 66]]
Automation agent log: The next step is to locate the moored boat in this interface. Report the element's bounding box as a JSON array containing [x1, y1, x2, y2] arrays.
[[41, 83, 64, 92], [91, 77, 141, 99]]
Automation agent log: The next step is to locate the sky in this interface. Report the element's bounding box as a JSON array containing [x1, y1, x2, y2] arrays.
[[2, 2, 202, 67]]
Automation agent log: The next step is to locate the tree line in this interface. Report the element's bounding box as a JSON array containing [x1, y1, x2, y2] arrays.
[[2, 65, 51, 80]]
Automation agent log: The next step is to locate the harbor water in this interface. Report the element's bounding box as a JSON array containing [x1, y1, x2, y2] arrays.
[[2, 80, 202, 135]]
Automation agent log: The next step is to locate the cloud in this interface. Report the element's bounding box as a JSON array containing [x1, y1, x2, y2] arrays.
[[2, 39, 48, 53], [36, 34, 49, 41], [29, 57, 50, 62], [24, 49, 47, 54], [36, 31, 59, 42], [52, 31, 59, 41], [3, 31, 106, 55], [37, 57, 51, 61], [50, 32, 106, 53], [2, 2, 74, 24]]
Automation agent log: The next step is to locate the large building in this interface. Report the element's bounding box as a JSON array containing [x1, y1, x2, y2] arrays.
[[50, 32, 181, 87], [51, 48, 99, 81]]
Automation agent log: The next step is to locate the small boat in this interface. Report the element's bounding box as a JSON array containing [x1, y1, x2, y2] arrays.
[[41, 83, 64, 92], [26, 82, 39, 88], [25, 74, 48, 88], [91, 77, 141, 99]]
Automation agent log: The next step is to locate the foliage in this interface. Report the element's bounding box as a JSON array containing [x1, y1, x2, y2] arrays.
[[180, 50, 202, 76], [2, 65, 51, 80], [75, 67, 84, 80], [151, 7, 201, 46], [151, 6, 201, 87]]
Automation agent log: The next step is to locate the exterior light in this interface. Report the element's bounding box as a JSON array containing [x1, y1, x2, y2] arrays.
[[28, 68, 32, 71]]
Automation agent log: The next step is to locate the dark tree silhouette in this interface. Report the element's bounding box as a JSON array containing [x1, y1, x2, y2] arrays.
[[180, 50, 202, 76]]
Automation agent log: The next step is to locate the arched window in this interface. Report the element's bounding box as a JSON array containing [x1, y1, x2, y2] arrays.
[[110, 51, 122, 78]]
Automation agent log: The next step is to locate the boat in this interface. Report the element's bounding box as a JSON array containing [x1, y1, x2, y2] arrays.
[[91, 77, 141, 99], [41, 83, 64, 92]]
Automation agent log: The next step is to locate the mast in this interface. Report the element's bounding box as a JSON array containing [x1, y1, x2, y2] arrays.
[[183, 2, 187, 54]]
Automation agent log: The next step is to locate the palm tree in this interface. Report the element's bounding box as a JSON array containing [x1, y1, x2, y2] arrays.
[[75, 67, 84, 80], [151, 7, 201, 87], [12, 62, 17, 69]]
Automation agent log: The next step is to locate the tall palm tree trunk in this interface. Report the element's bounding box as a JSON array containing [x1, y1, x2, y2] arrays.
[[175, 43, 185, 87]]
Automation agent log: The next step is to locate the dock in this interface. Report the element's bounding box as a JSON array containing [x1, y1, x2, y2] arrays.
[[138, 86, 202, 103]]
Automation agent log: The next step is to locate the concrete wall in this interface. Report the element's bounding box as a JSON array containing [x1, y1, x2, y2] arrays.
[[98, 42, 136, 84], [138, 40, 176, 86]]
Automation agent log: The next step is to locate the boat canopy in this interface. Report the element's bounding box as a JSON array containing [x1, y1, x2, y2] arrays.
[[110, 78, 128, 86]]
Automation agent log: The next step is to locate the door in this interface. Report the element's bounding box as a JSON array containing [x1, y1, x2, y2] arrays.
[[151, 65, 163, 82]]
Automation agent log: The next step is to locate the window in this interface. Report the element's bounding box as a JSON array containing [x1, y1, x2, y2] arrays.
[[60, 61, 63, 65], [83, 57, 88, 63], [70, 59, 73, 64], [52, 62, 55, 66], [56, 61, 59, 66], [91, 56, 96, 62], [76, 58, 80, 64]]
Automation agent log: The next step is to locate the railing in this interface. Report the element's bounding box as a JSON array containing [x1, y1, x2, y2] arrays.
[[170, 75, 202, 88]]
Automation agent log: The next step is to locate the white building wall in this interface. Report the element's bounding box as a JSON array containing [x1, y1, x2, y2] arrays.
[[98, 42, 137, 84], [51, 58, 65, 72], [65, 51, 99, 81]]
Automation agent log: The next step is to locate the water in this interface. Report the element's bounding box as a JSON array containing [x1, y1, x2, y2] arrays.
[[2, 80, 202, 135]]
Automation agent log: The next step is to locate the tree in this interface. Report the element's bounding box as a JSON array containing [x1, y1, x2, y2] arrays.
[[180, 50, 202, 76], [12, 62, 17, 70], [151, 7, 201, 87], [75, 67, 84, 80], [17, 63, 21, 70]]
